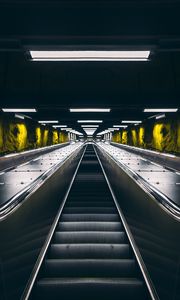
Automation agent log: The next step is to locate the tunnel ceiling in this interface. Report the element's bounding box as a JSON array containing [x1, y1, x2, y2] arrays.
[[0, 0, 180, 132]]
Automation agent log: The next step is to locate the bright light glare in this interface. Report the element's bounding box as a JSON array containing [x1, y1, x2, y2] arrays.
[[155, 114, 166, 120], [121, 120, 142, 124], [38, 120, 59, 124], [30, 50, 150, 61], [70, 108, 111, 112], [144, 108, 178, 112], [113, 125, 128, 128], [78, 120, 103, 123], [2, 108, 36, 112], [81, 125, 99, 128], [15, 114, 24, 120]]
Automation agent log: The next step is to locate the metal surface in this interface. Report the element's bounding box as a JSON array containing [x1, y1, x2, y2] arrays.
[[0, 142, 83, 219], [99, 143, 180, 208]]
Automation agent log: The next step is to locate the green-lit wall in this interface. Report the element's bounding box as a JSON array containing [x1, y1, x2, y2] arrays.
[[112, 116, 180, 155], [0, 115, 69, 155]]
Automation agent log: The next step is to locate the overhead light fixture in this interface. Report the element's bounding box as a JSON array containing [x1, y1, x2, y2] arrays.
[[61, 128, 72, 131], [78, 120, 103, 123], [113, 125, 128, 128], [70, 108, 110, 112], [144, 108, 178, 113], [38, 120, 59, 124], [29, 50, 150, 61], [108, 128, 119, 131], [53, 125, 67, 128], [2, 108, 37, 112], [121, 120, 142, 124], [156, 114, 166, 120], [15, 114, 24, 120], [81, 125, 99, 128]]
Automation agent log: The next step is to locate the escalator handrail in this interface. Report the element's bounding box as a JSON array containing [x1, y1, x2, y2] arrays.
[[94, 145, 160, 300], [21, 145, 87, 300], [0, 144, 84, 221], [97, 143, 180, 221]]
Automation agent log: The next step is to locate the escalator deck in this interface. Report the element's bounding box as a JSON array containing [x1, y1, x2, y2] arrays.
[[30, 145, 150, 300]]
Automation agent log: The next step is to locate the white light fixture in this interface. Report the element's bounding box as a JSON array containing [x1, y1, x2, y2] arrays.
[[2, 108, 37, 112], [81, 125, 99, 128], [113, 125, 128, 128], [155, 114, 166, 120], [108, 128, 119, 131], [70, 108, 111, 112], [78, 120, 103, 123], [121, 120, 142, 124], [61, 128, 72, 131], [38, 120, 59, 124], [144, 108, 178, 113], [53, 125, 67, 128], [30, 50, 150, 61], [15, 114, 24, 120]]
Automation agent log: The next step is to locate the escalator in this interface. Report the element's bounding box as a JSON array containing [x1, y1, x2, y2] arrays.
[[23, 144, 156, 300]]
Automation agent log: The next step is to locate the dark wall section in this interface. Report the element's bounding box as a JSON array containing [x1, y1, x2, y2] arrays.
[[0, 114, 69, 155], [112, 115, 180, 155]]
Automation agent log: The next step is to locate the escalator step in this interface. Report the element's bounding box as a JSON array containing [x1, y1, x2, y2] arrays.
[[65, 201, 114, 207], [61, 213, 119, 222], [53, 231, 126, 244], [44, 259, 138, 277], [49, 244, 131, 259], [57, 222, 122, 232], [35, 278, 146, 300], [63, 207, 117, 214]]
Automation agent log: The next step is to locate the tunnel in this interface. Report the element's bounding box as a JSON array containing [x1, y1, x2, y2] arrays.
[[0, 1, 180, 299]]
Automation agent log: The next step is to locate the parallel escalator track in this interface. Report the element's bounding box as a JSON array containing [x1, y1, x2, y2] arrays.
[[28, 144, 152, 300]]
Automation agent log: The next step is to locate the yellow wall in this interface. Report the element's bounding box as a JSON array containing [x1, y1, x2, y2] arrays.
[[112, 118, 180, 154], [0, 116, 69, 155]]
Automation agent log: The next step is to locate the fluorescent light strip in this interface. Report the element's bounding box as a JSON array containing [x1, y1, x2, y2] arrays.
[[121, 120, 142, 124], [30, 51, 150, 61], [81, 125, 99, 128], [108, 128, 119, 130], [53, 125, 67, 128], [15, 114, 24, 120], [70, 108, 110, 112], [2, 108, 36, 112], [156, 114, 166, 120], [144, 108, 178, 113], [38, 120, 59, 124], [78, 120, 103, 123], [61, 128, 72, 131], [113, 125, 128, 128]]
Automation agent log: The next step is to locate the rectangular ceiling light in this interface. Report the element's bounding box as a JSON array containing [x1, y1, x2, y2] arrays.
[[62, 128, 72, 131], [81, 125, 99, 127], [156, 114, 166, 120], [30, 50, 150, 61], [108, 128, 119, 130], [113, 125, 128, 128], [2, 108, 36, 112], [78, 120, 103, 123], [121, 120, 142, 124], [15, 114, 24, 120], [38, 120, 59, 124], [70, 108, 110, 112], [53, 125, 67, 128], [144, 108, 178, 113]]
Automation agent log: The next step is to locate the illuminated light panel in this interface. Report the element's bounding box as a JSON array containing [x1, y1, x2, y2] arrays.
[[15, 114, 24, 120], [121, 120, 142, 124], [70, 108, 110, 112], [78, 120, 103, 123], [53, 125, 67, 128], [81, 125, 99, 128], [144, 108, 178, 112], [61, 128, 72, 131], [113, 125, 128, 128], [155, 114, 166, 120], [108, 128, 119, 130], [29, 50, 151, 61], [2, 108, 36, 112], [38, 120, 59, 124]]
